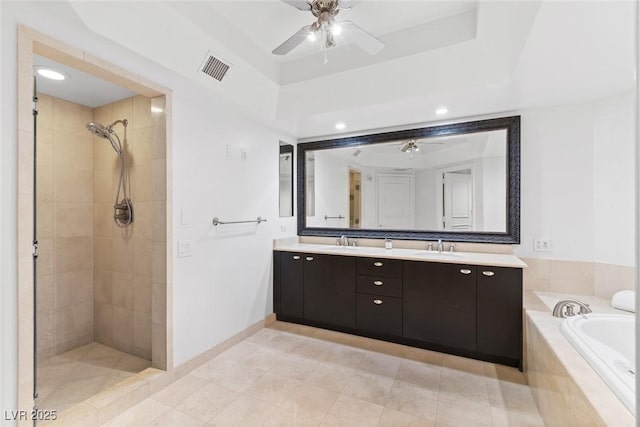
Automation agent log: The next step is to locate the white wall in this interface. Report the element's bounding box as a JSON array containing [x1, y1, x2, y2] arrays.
[[482, 156, 507, 232], [415, 169, 439, 230], [306, 150, 350, 228], [515, 91, 635, 266], [0, 2, 296, 419]]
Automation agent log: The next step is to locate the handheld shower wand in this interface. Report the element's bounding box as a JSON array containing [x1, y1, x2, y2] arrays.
[[86, 119, 133, 227]]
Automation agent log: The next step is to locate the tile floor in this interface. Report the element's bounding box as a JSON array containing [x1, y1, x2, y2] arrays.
[[103, 322, 544, 426], [37, 342, 151, 413]]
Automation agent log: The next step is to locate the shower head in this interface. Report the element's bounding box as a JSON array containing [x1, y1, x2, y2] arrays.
[[86, 122, 110, 139]]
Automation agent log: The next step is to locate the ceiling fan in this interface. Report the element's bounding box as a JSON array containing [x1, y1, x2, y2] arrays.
[[273, 0, 384, 61], [399, 139, 444, 154]]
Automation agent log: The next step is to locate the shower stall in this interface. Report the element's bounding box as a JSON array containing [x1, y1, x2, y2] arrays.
[[33, 66, 165, 413]]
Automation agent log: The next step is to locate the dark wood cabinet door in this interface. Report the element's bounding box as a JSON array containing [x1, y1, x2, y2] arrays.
[[303, 254, 356, 328], [279, 252, 304, 319], [403, 261, 477, 352], [477, 267, 522, 360], [356, 294, 402, 336]]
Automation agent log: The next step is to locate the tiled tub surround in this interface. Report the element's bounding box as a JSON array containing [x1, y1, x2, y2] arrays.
[[36, 95, 95, 358], [524, 292, 635, 426]]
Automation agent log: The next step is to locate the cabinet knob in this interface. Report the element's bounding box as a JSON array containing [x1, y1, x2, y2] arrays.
[[305, 256, 314, 261], [482, 271, 495, 277], [460, 269, 472, 275], [373, 280, 383, 286], [292, 255, 301, 260], [373, 261, 383, 267], [373, 299, 383, 305]]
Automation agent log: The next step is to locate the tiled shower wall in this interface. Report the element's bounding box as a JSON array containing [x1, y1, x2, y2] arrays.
[[36, 95, 95, 358], [93, 95, 154, 360]]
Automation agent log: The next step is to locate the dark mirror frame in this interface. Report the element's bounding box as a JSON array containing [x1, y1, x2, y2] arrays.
[[279, 143, 294, 218], [297, 116, 520, 244]]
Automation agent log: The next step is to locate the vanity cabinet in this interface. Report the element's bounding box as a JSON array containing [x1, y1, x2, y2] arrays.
[[403, 261, 477, 352], [274, 250, 523, 368]]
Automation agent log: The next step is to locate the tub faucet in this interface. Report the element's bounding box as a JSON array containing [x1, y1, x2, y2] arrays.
[[552, 299, 592, 318]]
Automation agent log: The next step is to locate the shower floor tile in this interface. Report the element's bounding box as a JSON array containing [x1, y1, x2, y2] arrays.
[[37, 342, 151, 413]]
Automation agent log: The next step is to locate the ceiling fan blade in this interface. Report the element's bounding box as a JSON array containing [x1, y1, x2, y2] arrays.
[[340, 20, 384, 55], [281, 0, 312, 11], [272, 25, 313, 55], [338, 0, 364, 10]]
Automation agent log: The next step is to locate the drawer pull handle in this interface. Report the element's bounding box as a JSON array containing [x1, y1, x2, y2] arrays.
[[373, 262, 383, 267], [292, 255, 301, 260], [373, 280, 383, 286], [460, 269, 472, 275], [305, 257, 314, 261], [373, 299, 383, 305], [482, 271, 495, 277]]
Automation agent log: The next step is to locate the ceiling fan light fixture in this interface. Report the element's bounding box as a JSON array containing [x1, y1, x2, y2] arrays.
[[331, 23, 342, 36], [307, 31, 317, 42]]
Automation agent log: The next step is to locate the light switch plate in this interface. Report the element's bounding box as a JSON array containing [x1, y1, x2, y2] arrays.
[[178, 240, 193, 257]]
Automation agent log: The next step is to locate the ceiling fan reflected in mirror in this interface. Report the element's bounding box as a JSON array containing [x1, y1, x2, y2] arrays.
[[273, 0, 384, 63], [399, 139, 444, 158]]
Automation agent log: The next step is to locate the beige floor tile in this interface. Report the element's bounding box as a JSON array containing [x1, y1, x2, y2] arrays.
[[174, 382, 240, 423], [244, 372, 302, 406], [487, 379, 539, 414], [208, 395, 276, 427], [240, 346, 288, 371], [148, 408, 205, 427], [289, 338, 335, 360], [263, 406, 325, 427], [216, 340, 261, 361], [439, 368, 489, 403], [440, 353, 487, 375], [436, 394, 493, 427], [246, 328, 282, 345], [342, 371, 395, 406], [151, 374, 209, 407], [103, 398, 171, 427], [377, 408, 434, 427], [385, 380, 438, 421], [304, 361, 356, 393], [319, 345, 367, 369], [395, 360, 440, 392], [356, 352, 402, 378], [270, 352, 319, 381], [321, 394, 384, 427], [278, 383, 340, 418], [262, 332, 309, 353], [213, 362, 269, 393], [490, 407, 545, 427], [190, 358, 240, 381]]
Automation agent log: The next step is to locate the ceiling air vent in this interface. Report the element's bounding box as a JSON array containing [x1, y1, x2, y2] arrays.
[[199, 52, 231, 82]]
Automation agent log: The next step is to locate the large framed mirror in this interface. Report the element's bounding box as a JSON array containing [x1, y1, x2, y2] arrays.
[[297, 116, 520, 243]]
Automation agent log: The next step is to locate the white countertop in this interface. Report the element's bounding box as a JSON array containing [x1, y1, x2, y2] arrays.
[[273, 242, 527, 269]]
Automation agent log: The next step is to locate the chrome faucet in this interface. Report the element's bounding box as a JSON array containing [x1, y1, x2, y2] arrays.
[[339, 235, 349, 247], [552, 299, 592, 318], [437, 239, 444, 253]]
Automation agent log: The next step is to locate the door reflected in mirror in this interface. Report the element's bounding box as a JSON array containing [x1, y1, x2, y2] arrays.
[[279, 142, 294, 217], [304, 129, 508, 233]]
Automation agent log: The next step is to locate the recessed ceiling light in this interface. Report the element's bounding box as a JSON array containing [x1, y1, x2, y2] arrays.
[[335, 122, 346, 130], [36, 68, 65, 81], [151, 106, 164, 113], [435, 107, 448, 115]]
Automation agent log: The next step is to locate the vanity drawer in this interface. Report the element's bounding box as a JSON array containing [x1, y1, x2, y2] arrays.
[[357, 257, 402, 278], [357, 275, 402, 298], [356, 294, 402, 337]]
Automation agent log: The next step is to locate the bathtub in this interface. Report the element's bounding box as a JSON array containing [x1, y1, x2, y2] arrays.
[[560, 314, 635, 415]]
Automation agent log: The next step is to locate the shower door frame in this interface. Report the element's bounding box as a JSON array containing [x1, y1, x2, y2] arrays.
[[15, 25, 173, 416]]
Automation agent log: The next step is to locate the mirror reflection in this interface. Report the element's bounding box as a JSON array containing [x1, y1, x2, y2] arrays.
[[305, 129, 507, 232], [279, 142, 293, 217]]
